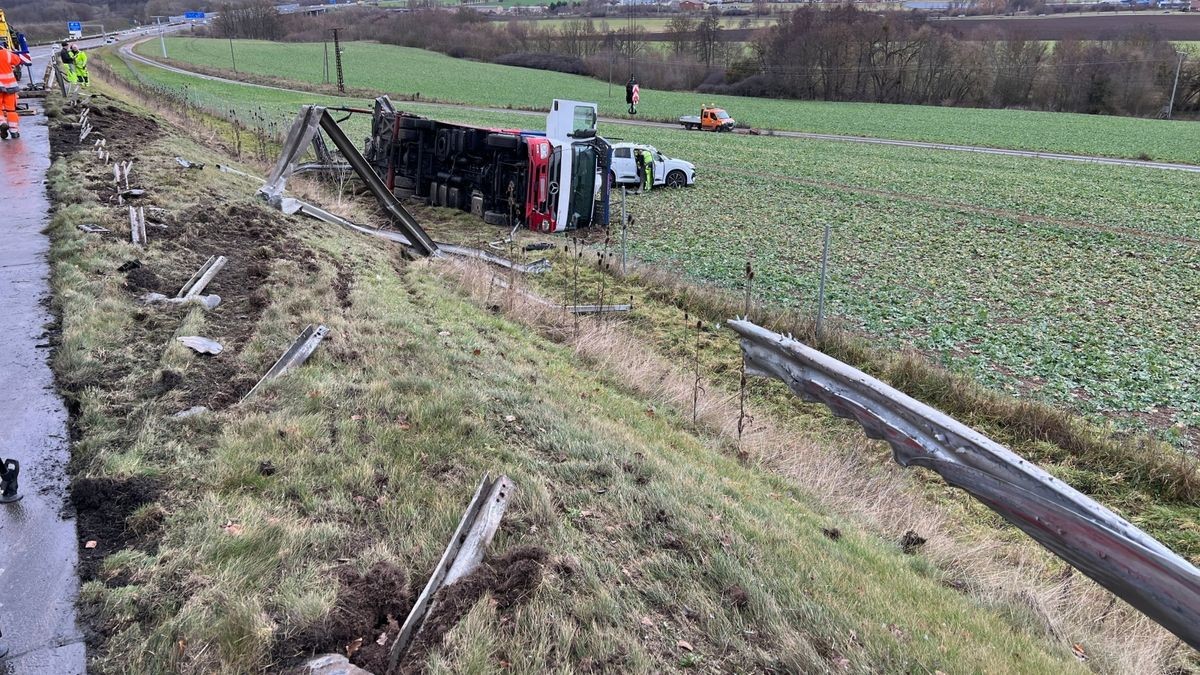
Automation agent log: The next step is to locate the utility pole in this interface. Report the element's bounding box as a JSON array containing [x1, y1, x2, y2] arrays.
[[229, 37, 237, 73], [154, 16, 167, 57], [323, 37, 330, 84], [331, 28, 345, 93], [1167, 51, 1185, 120]]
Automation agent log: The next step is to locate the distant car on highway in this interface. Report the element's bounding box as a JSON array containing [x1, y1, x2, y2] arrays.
[[610, 143, 696, 189]]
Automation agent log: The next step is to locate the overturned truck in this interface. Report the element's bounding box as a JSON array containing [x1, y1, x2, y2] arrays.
[[363, 98, 611, 233]]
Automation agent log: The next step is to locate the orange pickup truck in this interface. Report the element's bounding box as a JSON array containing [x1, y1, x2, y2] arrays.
[[679, 105, 736, 132]]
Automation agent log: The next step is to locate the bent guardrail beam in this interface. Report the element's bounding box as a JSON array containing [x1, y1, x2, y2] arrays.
[[727, 319, 1200, 650], [259, 105, 440, 257]]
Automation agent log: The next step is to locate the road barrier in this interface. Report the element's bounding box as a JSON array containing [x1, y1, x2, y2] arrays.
[[729, 319, 1200, 650]]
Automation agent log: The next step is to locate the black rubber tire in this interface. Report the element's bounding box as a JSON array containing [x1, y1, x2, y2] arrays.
[[666, 170, 687, 188], [485, 133, 521, 150], [398, 116, 435, 131]]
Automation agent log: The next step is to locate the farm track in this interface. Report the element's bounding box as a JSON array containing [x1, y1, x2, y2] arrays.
[[713, 165, 1200, 247], [118, 40, 1200, 175]]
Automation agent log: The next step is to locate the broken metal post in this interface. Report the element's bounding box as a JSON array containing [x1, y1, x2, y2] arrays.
[[727, 319, 1200, 650], [239, 324, 329, 404], [176, 255, 227, 299], [128, 206, 146, 246], [387, 474, 514, 674]]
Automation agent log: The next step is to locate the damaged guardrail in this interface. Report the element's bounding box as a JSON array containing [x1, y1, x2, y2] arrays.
[[727, 319, 1200, 650], [259, 105, 440, 257]]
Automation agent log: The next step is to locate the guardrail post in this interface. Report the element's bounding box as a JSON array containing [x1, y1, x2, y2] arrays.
[[816, 223, 831, 341]]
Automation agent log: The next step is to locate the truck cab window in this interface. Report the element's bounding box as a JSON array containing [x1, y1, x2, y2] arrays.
[[615, 147, 631, 158]]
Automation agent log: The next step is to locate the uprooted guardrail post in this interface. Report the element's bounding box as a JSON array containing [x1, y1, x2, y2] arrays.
[[727, 318, 1200, 650], [258, 105, 440, 258]]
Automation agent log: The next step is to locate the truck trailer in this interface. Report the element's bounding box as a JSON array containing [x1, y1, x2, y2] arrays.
[[364, 98, 612, 233]]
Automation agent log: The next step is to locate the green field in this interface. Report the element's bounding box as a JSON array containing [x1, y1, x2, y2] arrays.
[[142, 38, 1200, 163], [107, 47, 1200, 440]]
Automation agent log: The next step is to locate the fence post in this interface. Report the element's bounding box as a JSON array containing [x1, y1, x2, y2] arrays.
[[620, 186, 628, 275], [816, 223, 831, 341]]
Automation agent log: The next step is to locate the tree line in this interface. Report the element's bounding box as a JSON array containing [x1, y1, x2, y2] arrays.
[[212, 2, 1197, 118]]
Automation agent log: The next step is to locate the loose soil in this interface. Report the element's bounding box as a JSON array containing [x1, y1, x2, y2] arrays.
[[401, 545, 549, 674], [69, 476, 161, 583], [275, 561, 411, 672], [49, 95, 161, 160]]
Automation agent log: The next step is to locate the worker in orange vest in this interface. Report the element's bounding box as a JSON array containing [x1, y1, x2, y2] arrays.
[[1, 47, 33, 139]]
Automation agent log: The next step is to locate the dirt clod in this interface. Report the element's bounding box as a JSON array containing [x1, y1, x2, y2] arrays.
[[900, 530, 927, 554], [822, 527, 842, 541], [724, 584, 749, 609]]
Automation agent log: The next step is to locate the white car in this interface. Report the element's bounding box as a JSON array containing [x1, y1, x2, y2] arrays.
[[610, 142, 695, 189]]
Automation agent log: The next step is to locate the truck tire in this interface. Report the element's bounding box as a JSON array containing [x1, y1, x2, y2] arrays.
[[485, 133, 521, 150], [666, 170, 687, 188], [398, 116, 435, 131]]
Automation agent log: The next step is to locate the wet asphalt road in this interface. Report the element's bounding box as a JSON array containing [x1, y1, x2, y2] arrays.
[[0, 103, 87, 673]]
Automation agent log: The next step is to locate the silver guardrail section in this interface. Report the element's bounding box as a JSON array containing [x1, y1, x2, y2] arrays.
[[728, 319, 1200, 650]]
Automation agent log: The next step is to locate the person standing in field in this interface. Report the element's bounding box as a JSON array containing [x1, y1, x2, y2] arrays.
[[70, 45, 89, 87], [0, 46, 33, 139], [633, 148, 645, 195], [640, 147, 654, 192], [58, 42, 76, 84]]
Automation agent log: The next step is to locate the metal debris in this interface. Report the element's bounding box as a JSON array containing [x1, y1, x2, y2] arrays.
[[77, 223, 109, 234], [128, 207, 146, 246], [387, 473, 514, 672], [728, 318, 1200, 650], [141, 292, 221, 310], [239, 324, 329, 404], [566, 303, 632, 315], [174, 157, 205, 170], [172, 406, 210, 419], [176, 336, 223, 355], [176, 256, 227, 300]]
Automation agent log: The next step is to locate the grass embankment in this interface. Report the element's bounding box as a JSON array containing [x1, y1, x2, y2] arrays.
[[139, 37, 1200, 163], [46, 88, 1107, 673]]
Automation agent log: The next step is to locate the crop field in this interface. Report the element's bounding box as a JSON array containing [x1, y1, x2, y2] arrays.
[[107, 46, 1200, 441], [140, 38, 1200, 163], [606, 124, 1200, 436]]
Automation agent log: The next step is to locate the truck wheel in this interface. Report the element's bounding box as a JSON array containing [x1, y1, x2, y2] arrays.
[[485, 133, 521, 150], [666, 170, 687, 188]]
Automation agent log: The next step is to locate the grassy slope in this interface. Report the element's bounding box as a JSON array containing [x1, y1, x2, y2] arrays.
[[46, 92, 1092, 674], [104, 47, 1200, 440], [141, 37, 1200, 163]]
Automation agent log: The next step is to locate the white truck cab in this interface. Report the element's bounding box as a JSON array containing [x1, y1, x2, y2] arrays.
[[610, 142, 696, 189]]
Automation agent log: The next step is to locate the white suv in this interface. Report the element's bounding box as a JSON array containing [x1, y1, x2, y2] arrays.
[[610, 143, 696, 189]]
